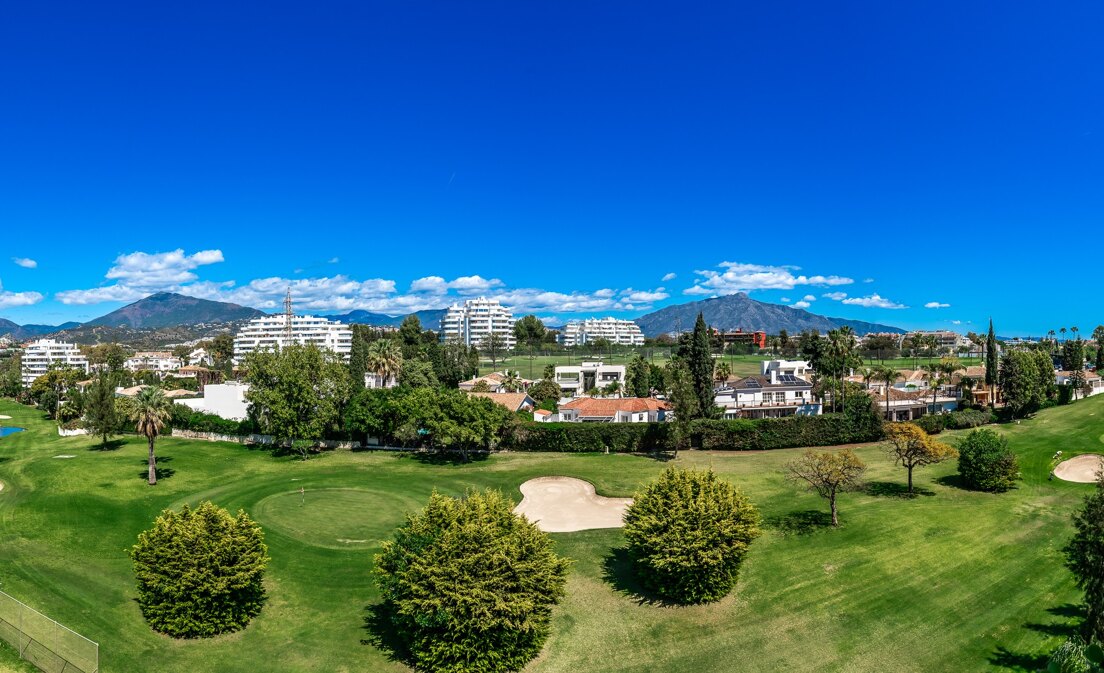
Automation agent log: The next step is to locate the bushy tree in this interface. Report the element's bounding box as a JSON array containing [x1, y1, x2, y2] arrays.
[[1000, 349, 1043, 417], [528, 378, 562, 404], [130, 502, 269, 638], [1066, 475, 1104, 643], [623, 468, 760, 604], [956, 428, 1019, 492], [786, 449, 866, 526], [399, 358, 439, 388], [626, 355, 651, 398], [375, 490, 570, 673], [884, 422, 958, 493], [244, 343, 351, 452]]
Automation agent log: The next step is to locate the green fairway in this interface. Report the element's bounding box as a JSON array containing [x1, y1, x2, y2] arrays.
[[0, 395, 1099, 672]]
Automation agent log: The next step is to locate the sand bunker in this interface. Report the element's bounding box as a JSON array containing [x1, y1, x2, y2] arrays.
[[514, 477, 632, 533], [1054, 454, 1104, 483]]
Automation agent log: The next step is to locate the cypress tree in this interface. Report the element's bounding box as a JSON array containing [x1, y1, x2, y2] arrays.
[[686, 313, 715, 417], [985, 319, 999, 407]]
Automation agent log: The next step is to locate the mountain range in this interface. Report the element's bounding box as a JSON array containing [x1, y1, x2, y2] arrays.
[[632, 293, 904, 337], [1, 291, 903, 344]]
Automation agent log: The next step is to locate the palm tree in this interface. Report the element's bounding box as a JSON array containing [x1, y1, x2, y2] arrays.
[[714, 361, 732, 386], [874, 366, 901, 421], [858, 367, 875, 389], [1060, 327, 1068, 342], [366, 339, 402, 388], [130, 386, 173, 486], [501, 371, 523, 393]]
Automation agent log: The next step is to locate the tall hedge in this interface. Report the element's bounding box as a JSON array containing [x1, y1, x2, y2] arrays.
[[506, 411, 883, 453]]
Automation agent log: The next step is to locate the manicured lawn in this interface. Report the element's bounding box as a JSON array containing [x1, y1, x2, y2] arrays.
[[0, 396, 1098, 672]]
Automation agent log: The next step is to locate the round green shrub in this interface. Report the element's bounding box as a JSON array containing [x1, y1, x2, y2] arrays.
[[130, 502, 270, 638], [623, 467, 761, 604], [374, 490, 570, 673], [957, 428, 1020, 492]]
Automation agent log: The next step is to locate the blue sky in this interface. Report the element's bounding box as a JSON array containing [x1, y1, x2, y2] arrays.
[[2, 2, 1102, 336]]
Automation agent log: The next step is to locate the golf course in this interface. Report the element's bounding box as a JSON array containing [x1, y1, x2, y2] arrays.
[[0, 395, 1099, 672]]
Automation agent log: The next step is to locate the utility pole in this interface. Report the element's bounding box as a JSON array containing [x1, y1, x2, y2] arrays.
[[284, 287, 294, 345]]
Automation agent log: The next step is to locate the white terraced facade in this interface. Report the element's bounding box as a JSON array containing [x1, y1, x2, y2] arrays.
[[124, 352, 182, 373], [440, 297, 516, 349], [233, 315, 353, 362], [559, 318, 644, 347], [20, 339, 90, 386]]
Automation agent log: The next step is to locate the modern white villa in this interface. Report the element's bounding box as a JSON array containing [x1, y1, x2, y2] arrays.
[[559, 318, 644, 347], [20, 339, 89, 386], [232, 314, 353, 363], [554, 362, 626, 397], [179, 381, 251, 421], [124, 351, 182, 374], [714, 360, 820, 419], [440, 297, 516, 349]]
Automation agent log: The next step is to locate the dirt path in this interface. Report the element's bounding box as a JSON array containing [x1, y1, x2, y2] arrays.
[[1054, 454, 1104, 483], [514, 476, 632, 533]]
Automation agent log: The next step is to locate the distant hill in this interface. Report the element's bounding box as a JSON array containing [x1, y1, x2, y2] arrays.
[[633, 293, 905, 337], [329, 308, 449, 331], [0, 319, 81, 341], [83, 292, 265, 329]]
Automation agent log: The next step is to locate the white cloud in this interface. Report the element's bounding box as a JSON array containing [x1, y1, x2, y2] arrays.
[[793, 301, 811, 309], [802, 294, 816, 302], [105, 249, 224, 287], [951, 320, 962, 325], [686, 262, 852, 296], [55, 251, 669, 316], [780, 297, 791, 303], [924, 301, 950, 309], [410, 275, 504, 295], [662, 272, 677, 281], [0, 279, 44, 308], [12, 257, 37, 269], [329, 257, 340, 264], [841, 294, 908, 309], [823, 292, 848, 301], [863, 278, 875, 283]]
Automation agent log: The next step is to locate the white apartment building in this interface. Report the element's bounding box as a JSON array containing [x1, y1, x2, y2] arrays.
[[440, 297, 516, 349], [124, 352, 183, 374], [233, 315, 353, 363], [554, 362, 627, 397], [559, 317, 645, 347], [20, 339, 90, 387]]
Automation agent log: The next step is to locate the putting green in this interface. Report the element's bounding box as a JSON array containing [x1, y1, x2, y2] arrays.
[[252, 487, 423, 550]]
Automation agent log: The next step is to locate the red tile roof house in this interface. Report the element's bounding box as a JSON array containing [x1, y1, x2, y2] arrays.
[[558, 397, 669, 423], [467, 392, 537, 412]]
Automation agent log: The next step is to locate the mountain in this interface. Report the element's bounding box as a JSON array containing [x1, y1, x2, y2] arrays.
[[633, 293, 905, 337], [329, 308, 449, 331], [0, 319, 81, 341], [82, 292, 265, 329]]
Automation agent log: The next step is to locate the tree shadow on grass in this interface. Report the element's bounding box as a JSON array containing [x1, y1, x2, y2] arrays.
[[988, 645, 1049, 672], [764, 510, 834, 536], [864, 481, 934, 498], [933, 474, 972, 491], [137, 456, 175, 481], [400, 450, 489, 466], [88, 439, 125, 452], [361, 602, 414, 667], [600, 547, 680, 607], [1024, 603, 1085, 638]]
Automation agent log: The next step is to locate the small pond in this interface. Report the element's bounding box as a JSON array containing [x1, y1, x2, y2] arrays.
[[0, 427, 25, 438]]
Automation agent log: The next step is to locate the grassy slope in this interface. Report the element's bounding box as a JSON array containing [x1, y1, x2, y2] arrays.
[[0, 396, 1097, 672]]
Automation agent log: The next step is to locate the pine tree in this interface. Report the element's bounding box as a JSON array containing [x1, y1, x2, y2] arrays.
[[1065, 476, 1104, 642], [83, 371, 120, 449]]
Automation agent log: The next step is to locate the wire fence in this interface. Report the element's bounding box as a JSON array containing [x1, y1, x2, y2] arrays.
[[0, 590, 98, 673]]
